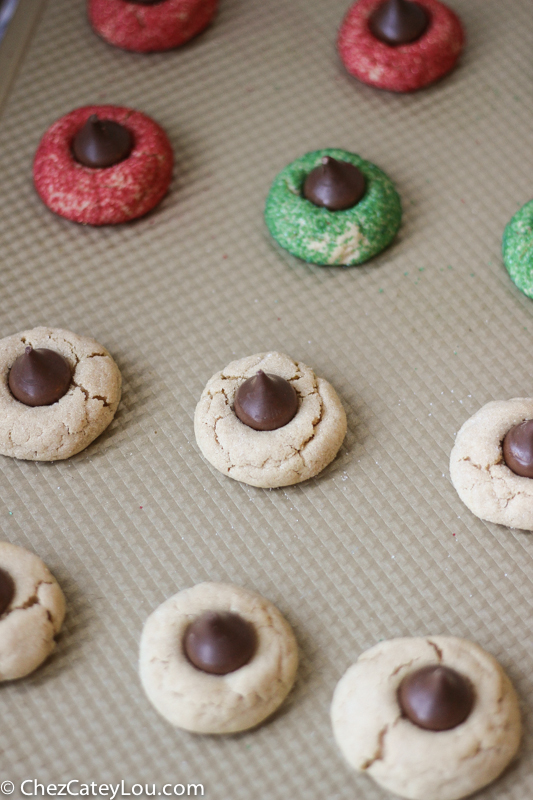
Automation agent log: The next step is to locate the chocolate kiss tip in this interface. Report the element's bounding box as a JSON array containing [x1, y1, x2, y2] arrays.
[[0, 568, 14, 617], [370, 0, 429, 47], [234, 370, 298, 431], [72, 115, 133, 169], [303, 156, 366, 211], [9, 347, 71, 407], [503, 419, 533, 478], [184, 611, 257, 675], [398, 665, 474, 731]]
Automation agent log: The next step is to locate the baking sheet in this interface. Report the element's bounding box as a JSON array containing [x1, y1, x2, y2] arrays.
[[0, 0, 533, 797]]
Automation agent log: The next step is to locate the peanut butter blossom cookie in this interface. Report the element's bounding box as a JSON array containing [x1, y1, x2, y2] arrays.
[[139, 582, 298, 734], [194, 351, 347, 487], [264, 149, 401, 266], [331, 636, 521, 800], [0, 327, 121, 461], [338, 0, 464, 93], [89, 0, 218, 53], [450, 398, 533, 531], [502, 199, 533, 298], [0, 542, 66, 681], [33, 105, 173, 226]]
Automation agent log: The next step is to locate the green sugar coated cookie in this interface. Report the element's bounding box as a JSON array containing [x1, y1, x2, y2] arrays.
[[503, 199, 533, 298], [265, 149, 402, 266]]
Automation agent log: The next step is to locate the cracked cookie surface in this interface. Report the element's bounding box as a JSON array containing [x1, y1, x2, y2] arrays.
[[139, 582, 298, 734], [0, 542, 66, 680], [331, 636, 520, 800], [194, 352, 347, 488], [0, 327, 122, 461], [450, 398, 533, 530], [264, 149, 401, 266]]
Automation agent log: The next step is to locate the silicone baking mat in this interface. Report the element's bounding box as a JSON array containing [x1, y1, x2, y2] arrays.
[[1, 0, 533, 797]]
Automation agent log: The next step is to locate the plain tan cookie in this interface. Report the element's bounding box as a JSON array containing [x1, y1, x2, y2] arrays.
[[0, 327, 122, 461], [450, 398, 533, 530], [0, 542, 66, 680], [331, 636, 521, 800], [194, 352, 347, 488], [139, 582, 298, 734]]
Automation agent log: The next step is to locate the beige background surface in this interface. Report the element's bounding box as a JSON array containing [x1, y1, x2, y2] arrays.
[[0, 0, 533, 797]]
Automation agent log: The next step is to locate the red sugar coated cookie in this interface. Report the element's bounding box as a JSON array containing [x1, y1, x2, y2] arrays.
[[33, 105, 173, 226], [338, 0, 464, 93], [89, 0, 218, 53]]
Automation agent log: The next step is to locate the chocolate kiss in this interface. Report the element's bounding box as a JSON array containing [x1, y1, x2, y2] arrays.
[[503, 419, 533, 478], [183, 611, 257, 675], [398, 665, 474, 731], [0, 568, 15, 617], [369, 0, 429, 46], [9, 346, 72, 407], [234, 370, 299, 431], [72, 115, 133, 168], [303, 156, 366, 211]]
